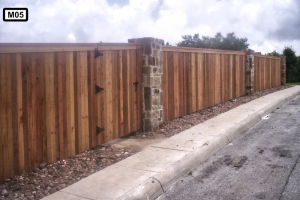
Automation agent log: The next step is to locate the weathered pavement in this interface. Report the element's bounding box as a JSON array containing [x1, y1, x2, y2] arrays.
[[158, 95, 300, 200]]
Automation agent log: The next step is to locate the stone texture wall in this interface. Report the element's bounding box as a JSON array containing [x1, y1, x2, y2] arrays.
[[128, 37, 164, 132], [280, 56, 286, 86], [245, 49, 255, 95]]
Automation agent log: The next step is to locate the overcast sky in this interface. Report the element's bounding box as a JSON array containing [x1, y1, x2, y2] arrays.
[[1, 0, 299, 55]]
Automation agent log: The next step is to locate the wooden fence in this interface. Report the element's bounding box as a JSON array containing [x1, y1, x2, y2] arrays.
[[0, 42, 283, 183], [254, 55, 281, 91], [0, 43, 143, 182], [163, 47, 246, 121]]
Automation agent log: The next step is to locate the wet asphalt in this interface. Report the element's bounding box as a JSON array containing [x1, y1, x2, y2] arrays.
[[157, 95, 300, 200]]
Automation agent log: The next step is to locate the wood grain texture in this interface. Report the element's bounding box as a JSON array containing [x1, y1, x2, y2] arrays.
[[163, 51, 249, 121], [0, 44, 281, 183], [254, 55, 280, 92]]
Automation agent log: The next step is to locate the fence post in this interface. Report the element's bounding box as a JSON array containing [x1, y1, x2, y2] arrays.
[[245, 49, 255, 94], [280, 56, 286, 85], [128, 37, 164, 132]]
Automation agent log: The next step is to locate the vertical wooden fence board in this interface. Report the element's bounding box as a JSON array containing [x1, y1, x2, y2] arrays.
[[118, 50, 124, 136], [0, 54, 9, 180], [5, 55, 14, 176], [214, 54, 221, 105], [163, 52, 168, 121], [184, 53, 189, 115], [242, 55, 246, 95], [88, 50, 96, 148], [96, 52, 105, 144], [0, 54, 5, 182], [190, 53, 197, 113], [15, 53, 25, 174], [111, 51, 119, 138], [203, 54, 208, 109], [219, 55, 224, 103], [34, 53, 45, 167], [105, 51, 113, 141], [196, 53, 204, 111], [235, 55, 240, 98], [44, 52, 57, 163], [65, 52, 76, 157], [26, 54, 36, 171], [179, 53, 184, 116], [137, 49, 143, 130], [21, 54, 29, 172], [77, 52, 89, 152], [210, 54, 216, 107], [10, 54, 18, 176], [261, 58, 264, 90], [178, 53, 183, 117], [122, 50, 129, 135], [54, 53, 60, 161], [57, 52, 65, 159], [220, 55, 226, 102], [173, 52, 179, 118], [130, 50, 138, 133], [168, 52, 175, 120]]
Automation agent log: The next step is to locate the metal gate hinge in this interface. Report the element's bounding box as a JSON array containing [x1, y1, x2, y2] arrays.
[[94, 48, 103, 58], [95, 85, 104, 94], [96, 126, 105, 135]]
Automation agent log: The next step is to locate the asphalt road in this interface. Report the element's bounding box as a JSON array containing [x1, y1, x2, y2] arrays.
[[157, 95, 300, 200]]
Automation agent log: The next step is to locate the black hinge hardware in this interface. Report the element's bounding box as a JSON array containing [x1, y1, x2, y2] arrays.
[[95, 85, 104, 94], [94, 48, 103, 58], [133, 80, 139, 92], [96, 126, 105, 135]]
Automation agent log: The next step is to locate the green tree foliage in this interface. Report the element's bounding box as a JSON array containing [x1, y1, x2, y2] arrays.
[[266, 50, 281, 57], [283, 47, 300, 82], [176, 32, 249, 51]]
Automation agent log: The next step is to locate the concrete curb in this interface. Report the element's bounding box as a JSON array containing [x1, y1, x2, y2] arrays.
[[117, 86, 300, 200]]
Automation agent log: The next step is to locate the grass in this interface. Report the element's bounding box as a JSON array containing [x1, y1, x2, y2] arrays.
[[286, 82, 300, 86]]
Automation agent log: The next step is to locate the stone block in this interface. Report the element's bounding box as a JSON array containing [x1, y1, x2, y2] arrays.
[[142, 66, 152, 75], [143, 76, 150, 87], [151, 110, 160, 118], [144, 87, 152, 110], [144, 119, 153, 132], [152, 96, 159, 106], [152, 76, 161, 86], [144, 43, 152, 55], [148, 56, 156, 66]]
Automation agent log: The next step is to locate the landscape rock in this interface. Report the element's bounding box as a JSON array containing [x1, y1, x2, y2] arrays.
[[0, 86, 290, 200]]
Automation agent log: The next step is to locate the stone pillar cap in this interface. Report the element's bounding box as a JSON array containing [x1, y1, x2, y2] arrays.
[[128, 37, 164, 45]]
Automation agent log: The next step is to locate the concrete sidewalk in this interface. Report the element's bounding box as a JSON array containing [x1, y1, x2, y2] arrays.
[[43, 86, 300, 200]]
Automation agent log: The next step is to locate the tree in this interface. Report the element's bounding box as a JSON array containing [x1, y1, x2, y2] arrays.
[[283, 47, 300, 82], [266, 50, 281, 57], [176, 32, 249, 51]]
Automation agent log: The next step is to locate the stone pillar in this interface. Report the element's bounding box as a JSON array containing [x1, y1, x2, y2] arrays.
[[280, 56, 286, 86], [128, 37, 164, 132], [245, 49, 255, 95]]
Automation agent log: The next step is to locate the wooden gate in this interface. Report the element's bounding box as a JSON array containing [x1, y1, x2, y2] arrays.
[[89, 45, 143, 147]]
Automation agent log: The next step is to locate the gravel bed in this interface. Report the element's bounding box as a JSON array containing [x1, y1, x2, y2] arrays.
[[0, 85, 291, 200]]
